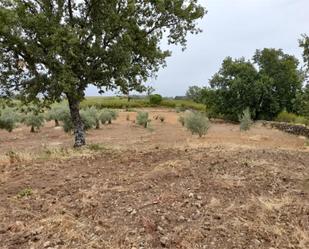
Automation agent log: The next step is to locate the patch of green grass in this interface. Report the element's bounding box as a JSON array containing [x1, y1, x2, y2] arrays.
[[87, 143, 105, 151], [17, 188, 33, 198], [87, 143, 104, 151]]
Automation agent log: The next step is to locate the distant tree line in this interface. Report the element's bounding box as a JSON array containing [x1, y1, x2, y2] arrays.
[[187, 41, 309, 121]]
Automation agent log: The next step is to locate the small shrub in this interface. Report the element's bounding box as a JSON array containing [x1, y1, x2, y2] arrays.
[[17, 187, 33, 198], [22, 112, 45, 132], [294, 116, 309, 126], [0, 107, 20, 132], [178, 115, 185, 126], [86, 106, 101, 129], [108, 109, 119, 123], [239, 108, 253, 131], [59, 107, 96, 132], [99, 109, 118, 125], [136, 112, 150, 128], [149, 94, 163, 105], [185, 112, 210, 137], [80, 109, 97, 130], [276, 111, 297, 123], [99, 110, 113, 124], [45, 105, 66, 127], [58, 108, 73, 132], [87, 143, 105, 151], [6, 150, 21, 163]]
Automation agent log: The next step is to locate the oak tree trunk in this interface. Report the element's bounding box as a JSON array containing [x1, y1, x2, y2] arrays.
[[67, 94, 86, 147]]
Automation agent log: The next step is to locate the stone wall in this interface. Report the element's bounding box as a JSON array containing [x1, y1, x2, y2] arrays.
[[264, 121, 309, 138]]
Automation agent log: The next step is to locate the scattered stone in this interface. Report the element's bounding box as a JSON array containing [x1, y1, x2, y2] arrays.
[[188, 193, 194, 198], [43, 241, 51, 248], [178, 215, 185, 222], [253, 239, 261, 245], [157, 225, 164, 234], [160, 236, 170, 247], [195, 202, 202, 208], [196, 195, 202, 200]]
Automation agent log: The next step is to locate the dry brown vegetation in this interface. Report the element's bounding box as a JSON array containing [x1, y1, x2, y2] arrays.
[[0, 109, 308, 249]]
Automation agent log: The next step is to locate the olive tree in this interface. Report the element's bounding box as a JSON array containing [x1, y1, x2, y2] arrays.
[[0, 107, 21, 132], [0, 0, 206, 147]]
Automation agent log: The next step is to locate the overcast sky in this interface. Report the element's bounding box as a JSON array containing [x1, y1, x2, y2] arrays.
[[86, 0, 309, 97]]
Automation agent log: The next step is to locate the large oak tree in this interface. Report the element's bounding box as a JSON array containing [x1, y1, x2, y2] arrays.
[[0, 0, 205, 146], [204, 49, 303, 121]]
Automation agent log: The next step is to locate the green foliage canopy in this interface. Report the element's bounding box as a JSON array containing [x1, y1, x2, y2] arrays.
[[0, 0, 205, 100], [149, 94, 162, 105], [0, 0, 205, 146], [203, 49, 303, 121]]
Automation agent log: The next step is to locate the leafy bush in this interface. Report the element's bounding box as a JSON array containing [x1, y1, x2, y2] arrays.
[[22, 112, 45, 132], [149, 94, 163, 105], [108, 109, 119, 123], [45, 105, 67, 126], [275, 110, 298, 123], [185, 112, 210, 137], [239, 108, 253, 131], [0, 107, 21, 132], [80, 109, 97, 130], [99, 109, 118, 125], [99, 110, 112, 124], [58, 107, 97, 132], [294, 116, 309, 126], [136, 112, 150, 128], [57, 108, 72, 132], [83, 106, 101, 129]]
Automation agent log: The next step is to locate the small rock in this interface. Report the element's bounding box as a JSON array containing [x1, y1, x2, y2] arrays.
[[188, 193, 194, 198], [126, 207, 133, 213], [44, 241, 51, 248], [160, 236, 170, 247], [195, 202, 202, 208], [178, 215, 185, 222], [253, 239, 261, 245], [131, 209, 137, 215], [157, 226, 164, 234], [196, 195, 202, 200]]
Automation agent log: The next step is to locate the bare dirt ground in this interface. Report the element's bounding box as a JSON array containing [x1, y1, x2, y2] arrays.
[[0, 109, 308, 249]]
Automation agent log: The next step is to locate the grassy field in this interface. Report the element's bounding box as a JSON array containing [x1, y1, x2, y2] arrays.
[[80, 96, 206, 111]]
